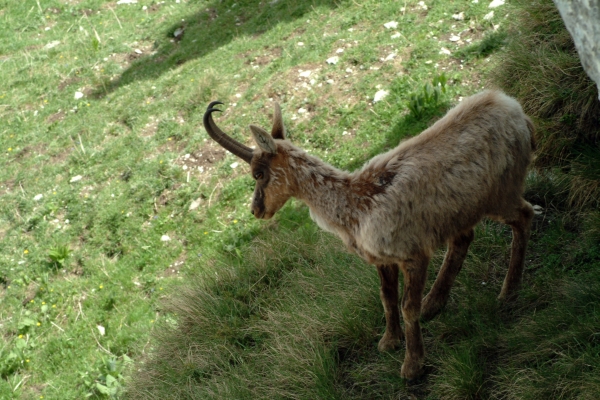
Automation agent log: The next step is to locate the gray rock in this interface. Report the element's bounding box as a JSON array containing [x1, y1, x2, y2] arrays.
[[554, 0, 600, 99]]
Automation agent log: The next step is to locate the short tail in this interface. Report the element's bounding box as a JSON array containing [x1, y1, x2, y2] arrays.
[[525, 115, 536, 151]]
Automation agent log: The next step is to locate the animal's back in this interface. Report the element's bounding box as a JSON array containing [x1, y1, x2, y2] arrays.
[[356, 90, 534, 260]]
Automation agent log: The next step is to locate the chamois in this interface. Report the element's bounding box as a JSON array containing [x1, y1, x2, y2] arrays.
[[202, 90, 536, 380]]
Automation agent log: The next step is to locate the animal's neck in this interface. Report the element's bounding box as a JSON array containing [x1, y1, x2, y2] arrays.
[[286, 148, 365, 231]]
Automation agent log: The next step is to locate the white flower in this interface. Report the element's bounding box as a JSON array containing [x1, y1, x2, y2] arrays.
[[70, 175, 82, 183], [483, 11, 494, 20], [74, 91, 84, 100], [160, 235, 171, 242], [383, 21, 398, 29], [34, 194, 43, 201], [489, 0, 505, 8], [230, 162, 239, 169]]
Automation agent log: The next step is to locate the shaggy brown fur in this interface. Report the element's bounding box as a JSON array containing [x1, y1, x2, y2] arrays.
[[203, 90, 536, 380]]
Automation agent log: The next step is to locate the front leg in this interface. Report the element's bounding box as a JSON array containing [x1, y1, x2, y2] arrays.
[[399, 255, 429, 380], [376, 264, 404, 351]]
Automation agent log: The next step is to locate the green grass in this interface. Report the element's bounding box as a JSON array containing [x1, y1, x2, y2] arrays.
[[126, 211, 600, 399], [1, 0, 599, 399]]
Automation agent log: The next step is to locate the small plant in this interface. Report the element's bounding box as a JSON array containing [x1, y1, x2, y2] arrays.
[[0, 336, 32, 379], [408, 73, 448, 119], [82, 355, 132, 398], [48, 245, 71, 268]]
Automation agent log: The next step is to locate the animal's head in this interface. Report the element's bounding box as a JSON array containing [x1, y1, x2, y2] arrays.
[[203, 101, 296, 219]]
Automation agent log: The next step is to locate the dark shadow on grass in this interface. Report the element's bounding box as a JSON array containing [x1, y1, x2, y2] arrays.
[[94, 0, 343, 97]]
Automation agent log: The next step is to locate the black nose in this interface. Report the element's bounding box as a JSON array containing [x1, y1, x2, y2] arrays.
[[250, 209, 254, 215]]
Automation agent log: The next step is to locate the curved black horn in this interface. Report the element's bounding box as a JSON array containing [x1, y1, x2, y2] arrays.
[[203, 101, 254, 164]]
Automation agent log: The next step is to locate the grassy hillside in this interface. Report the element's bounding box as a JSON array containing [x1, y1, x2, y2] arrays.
[[0, 0, 599, 399]]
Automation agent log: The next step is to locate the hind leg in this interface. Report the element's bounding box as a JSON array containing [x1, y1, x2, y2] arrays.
[[421, 228, 475, 321], [498, 200, 534, 300]]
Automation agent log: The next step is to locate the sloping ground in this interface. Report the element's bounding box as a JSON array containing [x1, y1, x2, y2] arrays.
[[128, 214, 600, 399], [1, 0, 599, 398]]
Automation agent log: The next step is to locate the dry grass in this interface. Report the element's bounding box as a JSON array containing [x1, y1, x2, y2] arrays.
[[490, 0, 600, 211]]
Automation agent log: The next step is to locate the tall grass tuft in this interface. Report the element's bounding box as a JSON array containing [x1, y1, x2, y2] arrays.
[[125, 222, 394, 399], [491, 275, 600, 400], [491, 0, 600, 210]]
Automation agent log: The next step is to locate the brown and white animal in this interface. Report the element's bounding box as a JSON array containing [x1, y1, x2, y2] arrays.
[[203, 90, 536, 380]]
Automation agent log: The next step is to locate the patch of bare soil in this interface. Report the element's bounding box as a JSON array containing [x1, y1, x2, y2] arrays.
[[373, 44, 410, 73], [48, 148, 73, 165], [21, 282, 39, 306], [163, 254, 186, 278], [238, 46, 283, 69], [47, 110, 66, 123], [13, 144, 47, 163], [79, 8, 94, 16], [156, 183, 182, 208], [173, 140, 227, 185], [283, 26, 306, 41], [45, 7, 62, 14], [0, 180, 14, 196], [441, 25, 486, 48], [260, 58, 369, 125], [108, 41, 155, 69], [435, 56, 484, 93], [58, 77, 81, 91], [147, 3, 162, 13], [141, 116, 159, 138], [14, 145, 32, 161]]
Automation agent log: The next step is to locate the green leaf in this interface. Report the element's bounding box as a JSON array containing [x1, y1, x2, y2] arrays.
[[15, 338, 27, 350], [95, 382, 111, 395], [19, 318, 35, 329], [105, 373, 118, 387]]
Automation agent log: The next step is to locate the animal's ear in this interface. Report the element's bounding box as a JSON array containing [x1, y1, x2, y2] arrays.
[[250, 125, 277, 154], [271, 102, 286, 140]]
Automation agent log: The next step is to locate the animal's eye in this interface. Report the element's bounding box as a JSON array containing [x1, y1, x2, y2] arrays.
[[254, 172, 263, 180]]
